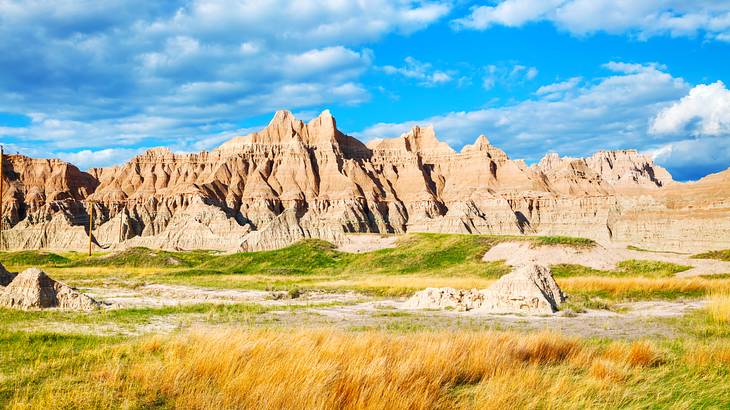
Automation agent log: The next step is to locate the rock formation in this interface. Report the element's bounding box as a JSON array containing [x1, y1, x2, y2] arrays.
[[0, 268, 99, 311], [405, 264, 565, 314], [0, 109, 728, 252], [477, 264, 566, 314]]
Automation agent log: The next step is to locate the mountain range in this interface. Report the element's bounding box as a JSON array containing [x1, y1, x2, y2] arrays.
[[2, 110, 728, 252]]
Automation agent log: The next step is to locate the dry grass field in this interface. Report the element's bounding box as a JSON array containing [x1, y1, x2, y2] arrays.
[[2, 233, 730, 408], [5, 325, 730, 409]]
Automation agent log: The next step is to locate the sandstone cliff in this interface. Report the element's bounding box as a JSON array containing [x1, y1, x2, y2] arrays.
[[0, 110, 728, 252]]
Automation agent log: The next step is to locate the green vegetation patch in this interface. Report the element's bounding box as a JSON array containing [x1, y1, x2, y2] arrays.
[[72, 247, 218, 269], [175, 233, 512, 278], [692, 249, 730, 262], [531, 236, 596, 248], [552, 259, 691, 279], [0, 250, 70, 268], [341, 233, 509, 277], [193, 240, 345, 275]]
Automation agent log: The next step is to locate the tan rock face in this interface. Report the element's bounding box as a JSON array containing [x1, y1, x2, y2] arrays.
[[0, 109, 728, 252], [0, 268, 99, 311]]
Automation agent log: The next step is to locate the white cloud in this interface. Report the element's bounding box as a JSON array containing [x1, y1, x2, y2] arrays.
[[453, 0, 563, 29], [357, 62, 730, 180], [650, 81, 730, 136], [649, 136, 730, 180], [380, 57, 454, 87], [536, 77, 582, 96], [57, 148, 145, 170], [0, 0, 450, 163], [482, 63, 539, 90], [452, 0, 730, 41]]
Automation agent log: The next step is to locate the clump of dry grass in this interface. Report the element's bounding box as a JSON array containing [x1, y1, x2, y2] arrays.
[[707, 291, 730, 324], [685, 340, 730, 368]]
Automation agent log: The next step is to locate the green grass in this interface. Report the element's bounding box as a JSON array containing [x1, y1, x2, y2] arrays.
[[72, 247, 218, 268], [551, 259, 691, 279], [0, 301, 349, 330], [0, 250, 70, 267], [532, 236, 596, 247], [0, 233, 594, 278], [692, 249, 730, 262], [192, 240, 345, 275], [340, 233, 509, 277], [0, 331, 118, 404], [173, 233, 512, 278]]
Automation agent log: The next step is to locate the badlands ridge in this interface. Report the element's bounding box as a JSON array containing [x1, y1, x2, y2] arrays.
[[1, 109, 729, 252]]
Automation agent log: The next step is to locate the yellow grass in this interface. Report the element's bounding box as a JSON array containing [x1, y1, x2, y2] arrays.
[[11, 328, 728, 409], [559, 276, 730, 296], [707, 291, 730, 324]]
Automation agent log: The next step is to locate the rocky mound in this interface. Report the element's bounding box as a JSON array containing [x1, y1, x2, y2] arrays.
[[0, 268, 99, 311], [405, 264, 565, 314], [478, 264, 566, 314]]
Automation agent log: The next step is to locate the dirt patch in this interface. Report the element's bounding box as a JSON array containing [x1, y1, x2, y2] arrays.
[[482, 241, 730, 276], [83, 284, 363, 308], [337, 234, 399, 253]]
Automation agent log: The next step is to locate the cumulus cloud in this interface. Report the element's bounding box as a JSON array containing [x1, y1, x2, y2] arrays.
[[650, 81, 730, 136], [649, 137, 730, 181], [57, 148, 146, 170], [0, 0, 450, 165], [381, 57, 454, 87], [452, 0, 730, 41], [356, 62, 730, 180]]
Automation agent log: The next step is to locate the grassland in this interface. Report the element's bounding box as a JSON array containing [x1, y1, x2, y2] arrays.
[[3, 324, 730, 409], [1, 233, 730, 408], [1, 233, 727, 302]]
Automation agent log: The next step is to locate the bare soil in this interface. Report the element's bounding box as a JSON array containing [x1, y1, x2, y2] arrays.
[[482, 241, 730, 276]]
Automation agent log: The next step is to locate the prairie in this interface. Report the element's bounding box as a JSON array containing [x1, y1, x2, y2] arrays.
[[1, 233, 730, 408]]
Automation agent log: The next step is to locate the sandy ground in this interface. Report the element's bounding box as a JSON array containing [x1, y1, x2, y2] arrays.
[[83, 284, 363, 308], [6, 283, 700, 340], [337, 234, 398, 253], [482, 241, 730, 276]]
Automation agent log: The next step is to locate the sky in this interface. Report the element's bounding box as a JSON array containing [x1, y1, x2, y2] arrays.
[[1, 1, 730, 180]]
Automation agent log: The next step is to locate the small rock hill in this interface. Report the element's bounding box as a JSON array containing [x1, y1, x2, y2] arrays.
[[0, 267, 99, 311]]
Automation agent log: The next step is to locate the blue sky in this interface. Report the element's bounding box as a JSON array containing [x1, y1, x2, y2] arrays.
[[1, 1, 730, 180]]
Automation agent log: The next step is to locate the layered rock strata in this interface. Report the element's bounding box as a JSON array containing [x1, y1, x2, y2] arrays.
[[0, 109, 728, 252]]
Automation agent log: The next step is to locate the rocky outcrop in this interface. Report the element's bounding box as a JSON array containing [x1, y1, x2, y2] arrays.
[[405, 264, 565, 314], [0, 268, 99, 311], [477, 264, 566, 314], [0, 109, 728, 252]]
